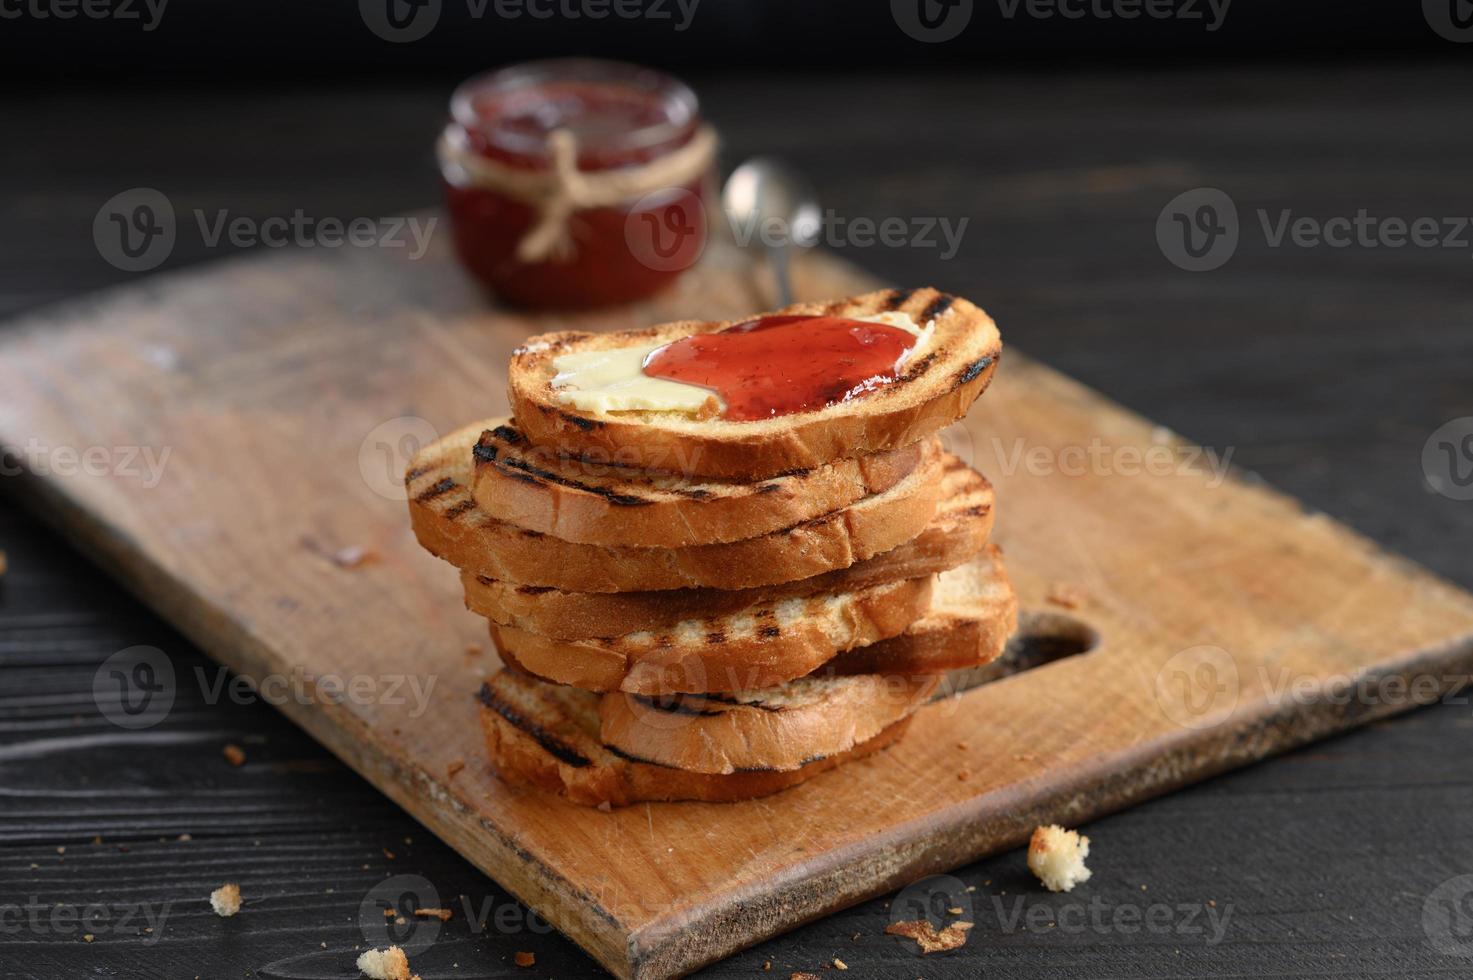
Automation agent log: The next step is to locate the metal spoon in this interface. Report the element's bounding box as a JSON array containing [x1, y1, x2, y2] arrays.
[[721, 158, 822, 307]]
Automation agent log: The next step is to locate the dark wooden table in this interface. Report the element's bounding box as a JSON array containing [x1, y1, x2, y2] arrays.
[[3, 65, 1472, 979]]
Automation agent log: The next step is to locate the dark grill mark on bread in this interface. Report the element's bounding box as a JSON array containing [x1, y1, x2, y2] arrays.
[[488, 453, 652, 507], [472, 441, 496, 463], [758, 625, 782, 639], [903, 352, 937, 379], [414, 477, 458, 502], [443, 500, 476, 520], [604, 743, 685, 768], [705, 631, 726, 645], [478, 685, 590, 768], [516, 584, 555, 595], [957, 355, 994, 386], [885, 287, 915, 310], [405, 464, 431, 481], [559, 411, 601, 431], [756, 482, 782, 494], [702, 692, 788, 712], [629, 694, 724, 717], [921, 294, 955, 322], [675, 487, 712, 500], [736, 752, 829, 772], [489, 424, 523, 444]]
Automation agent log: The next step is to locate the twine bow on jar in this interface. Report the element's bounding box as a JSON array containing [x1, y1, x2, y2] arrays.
[[438, 124, 718, 263]]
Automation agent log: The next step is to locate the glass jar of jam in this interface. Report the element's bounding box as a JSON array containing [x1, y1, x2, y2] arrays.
[[439, 59, 714, 310]]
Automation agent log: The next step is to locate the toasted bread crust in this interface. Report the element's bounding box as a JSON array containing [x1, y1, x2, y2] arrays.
[[496, 545, 1017, 695], [408, 423, 944, 591], [598, 674, 939, 774], [825, 545, 1017, 677], [508, 288, 1001, 480], [488, 576, 934, 695], [471, 419, 924, 547], [461, 455, 994, 638], [478, 672, 911, 807]]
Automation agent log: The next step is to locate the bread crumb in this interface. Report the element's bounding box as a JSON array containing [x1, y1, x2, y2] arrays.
[[513, 951, 535, 967], [383, 848, 396, 861], [947, 907, 963, 915], [56, 846, 65, 855], [0, 550, 7, 577], [209, 883, 241, 917], [332, 545, 377, 569], [83, 933, 95, 942], [357, 946, 411, 979], [1028, 824, 1092, 893], [790, 973, 821, 980], [833, 957, 848, 969], [762, 961, 771, 971], [414, 907, 453, 922], [1045, 582, 1088, 609], [222, 744, 247, 767], [177, 833, 192, 842], [382, 908, 396, 919], [885, 919, 974, 953]]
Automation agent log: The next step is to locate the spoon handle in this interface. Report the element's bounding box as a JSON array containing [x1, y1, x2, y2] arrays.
[[769, 243, 793, 307]]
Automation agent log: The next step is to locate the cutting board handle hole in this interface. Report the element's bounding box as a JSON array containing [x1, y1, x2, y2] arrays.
[[943, 610, 1101, 696]]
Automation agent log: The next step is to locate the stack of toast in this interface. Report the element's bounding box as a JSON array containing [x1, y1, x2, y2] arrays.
[[406, 287, 1015, 806]]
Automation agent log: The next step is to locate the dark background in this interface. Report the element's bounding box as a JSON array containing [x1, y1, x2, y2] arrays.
[[0, 0, 1461, 80], [4, 3, 1473, 979]]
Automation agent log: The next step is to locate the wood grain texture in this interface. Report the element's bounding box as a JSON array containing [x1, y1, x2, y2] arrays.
[[3, 221, 1473, 979]]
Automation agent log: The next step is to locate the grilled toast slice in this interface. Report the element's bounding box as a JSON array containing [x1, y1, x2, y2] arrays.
[[508, 287, 1001, 480], [408, 422, 944, 592], [461, 453, 994, 639], [471, 419, 924, 547], [478, 670, 912, 807], [825, 544, 1017, 677], [493, 545, 1017, 695], [490, 575, 934, 695], [598, 673, 939, 775]]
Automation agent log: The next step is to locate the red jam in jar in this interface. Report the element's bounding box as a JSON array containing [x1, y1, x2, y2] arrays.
[[440, 59, 712, 310], [642, 315, 920, 421]]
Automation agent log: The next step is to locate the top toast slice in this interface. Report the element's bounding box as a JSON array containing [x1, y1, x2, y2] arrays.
[[472, 418, 923, 547], [508, 287, 1001, 480]]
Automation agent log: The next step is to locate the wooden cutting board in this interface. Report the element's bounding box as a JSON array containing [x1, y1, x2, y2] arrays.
[[3, 235, 1473, 979]]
